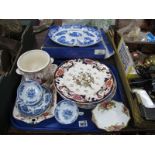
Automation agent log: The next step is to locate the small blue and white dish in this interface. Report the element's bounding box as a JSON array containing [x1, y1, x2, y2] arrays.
[[17, 86, 52, 117], [17, 80, 43, 106], [54, 100, 79, 124], [48, 25, 102, 47]]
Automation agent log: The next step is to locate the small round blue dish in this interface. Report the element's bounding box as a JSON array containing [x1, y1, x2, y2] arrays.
[[17, 80, 43, 106], [54, 100, 79, 124], [17, 86, 52, 117]]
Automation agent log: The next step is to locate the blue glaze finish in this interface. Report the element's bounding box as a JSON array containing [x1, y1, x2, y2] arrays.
[[62, 110, 73, 120], [17, 86, 52, 117], [54, 100, 79, 124], [69, 32, 82, 37], [17, 80, 43, 106], [48, 25, 101, 47]]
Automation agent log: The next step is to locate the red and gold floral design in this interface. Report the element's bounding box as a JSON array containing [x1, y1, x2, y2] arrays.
[[54, 59, 116, 104], [122, 106, 129, 116], [72, 94, 84, 102], [105, 123, 125, 132], [55, 68, 64, 77], [99, 102, 116, 110], [105, 78, 113, 88], [84, 59, 95, 64]]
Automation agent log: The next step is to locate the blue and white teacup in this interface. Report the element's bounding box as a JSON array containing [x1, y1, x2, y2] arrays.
[[54, 100, 79, 124]]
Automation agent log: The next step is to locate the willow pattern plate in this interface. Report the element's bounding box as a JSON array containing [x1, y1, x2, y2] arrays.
[[54, 59, 115, 104], [48, 25, 101, 47]]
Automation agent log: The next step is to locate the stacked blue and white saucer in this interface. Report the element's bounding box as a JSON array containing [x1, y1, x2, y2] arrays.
[[16, 80, 52, 117]]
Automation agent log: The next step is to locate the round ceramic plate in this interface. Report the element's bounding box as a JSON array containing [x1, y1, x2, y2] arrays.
[[13, 86, 57, 124], [77, 81, 117, 109], [92, 100, 130, 132], [17, 80, 43, 106], [48, 25, 101, 47], [17, 86, 52, 117], [54, 59, 116, 104], [54, 100, 79, 124]]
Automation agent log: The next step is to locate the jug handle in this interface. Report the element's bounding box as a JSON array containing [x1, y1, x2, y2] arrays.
[[16, 68, 23, 75], [51, 58, 54, 64]]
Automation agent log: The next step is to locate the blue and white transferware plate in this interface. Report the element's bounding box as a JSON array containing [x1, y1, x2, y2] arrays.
[[13, 86, 57, 124], [17, 80, 43, 106], [17, 86, 52, 117], [54, 100, 79, 124], [48, 25, 102, 47]]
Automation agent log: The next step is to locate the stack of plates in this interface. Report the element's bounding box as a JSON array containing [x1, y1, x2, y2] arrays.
[[13, 80, 54, 124], [54, 59, 117, 109]]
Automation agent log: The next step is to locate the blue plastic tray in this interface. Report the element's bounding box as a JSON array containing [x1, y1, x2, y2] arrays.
[[11, 63, 125, 133]]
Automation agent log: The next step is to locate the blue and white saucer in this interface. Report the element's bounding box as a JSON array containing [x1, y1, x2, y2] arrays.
[[17, 86, 52, 117], [54, 100, 79, 124], [17, 80, 43, 106]]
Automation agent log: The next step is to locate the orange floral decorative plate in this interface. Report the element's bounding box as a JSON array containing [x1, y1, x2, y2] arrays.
[[92, 100, 130, 132]]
